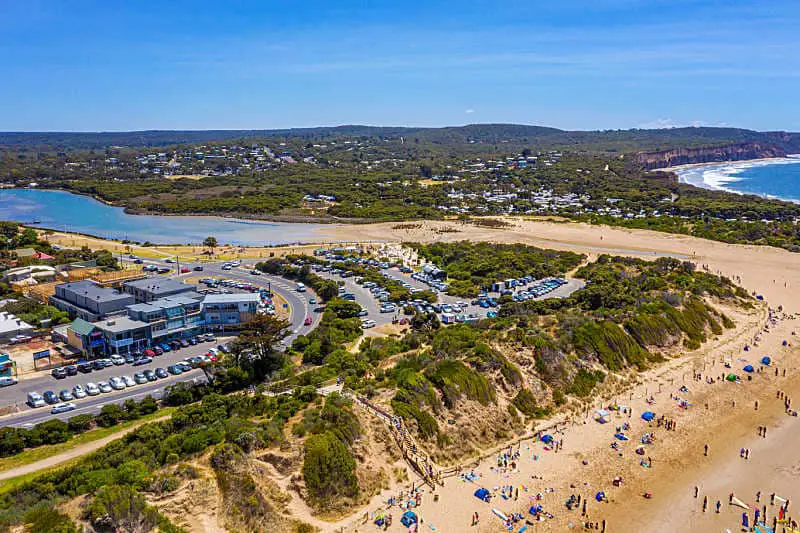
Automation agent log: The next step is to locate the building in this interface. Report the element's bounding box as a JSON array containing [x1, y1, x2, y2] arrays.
[[1, 265, 57, 284], [64, 292, 255, 357], [122, 277, 197, 303], [49, 280, 135, 322], [127, 295, 203, 344], [0, 311, 34, 342], [203, 293, 259, 331]]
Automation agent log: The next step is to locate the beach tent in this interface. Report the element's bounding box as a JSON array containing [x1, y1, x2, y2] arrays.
[[726, 373, 738, 382], [743, 365, 755, 373], [614, 433, 629, 441], [541, 434, 554, 444], [595, 491, 606, 502], [595, 409, 611, 424], [641, 411, 656, 422], [754, 525, 774, 533], [474, 488, 491, 502], [528, 505, 543, 515], [731, 496, 750, 510], [761, 356, 772, 365], [401, 511, 418, 527]]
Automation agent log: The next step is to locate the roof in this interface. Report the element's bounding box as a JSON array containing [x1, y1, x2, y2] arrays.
[[58, 280, 131, 303], [127, 295, 202, 314], [69, 318, 96, 336], [0, 312, 33, 335], [93, 316, 149, 334], [12, 248, 37, 258], [202, 293, 260, 304], [123, 277, 193, 295]]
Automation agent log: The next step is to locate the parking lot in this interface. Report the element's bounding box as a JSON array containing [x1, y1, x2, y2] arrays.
[[0, 335, 234, 416]]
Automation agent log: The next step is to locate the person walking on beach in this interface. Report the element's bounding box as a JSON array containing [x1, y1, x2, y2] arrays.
[[703, 496, 708, 512], [716, 500, 721, 513], [694, 486, 699, 498], [704, 444, 709, 456]]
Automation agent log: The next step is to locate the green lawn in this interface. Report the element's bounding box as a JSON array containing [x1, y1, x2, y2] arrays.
[[0, 407, 174, 473]]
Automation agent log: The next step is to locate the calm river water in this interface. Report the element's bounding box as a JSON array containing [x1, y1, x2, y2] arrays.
[[0, 189, 337, 245]]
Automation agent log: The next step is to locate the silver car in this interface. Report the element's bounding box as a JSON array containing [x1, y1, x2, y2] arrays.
[[97, 381, 112, 393], [109, 377, 125, 390], [122, 375, 136, 388], [72, 384, 87, 399], [85, 382, 100, 396]]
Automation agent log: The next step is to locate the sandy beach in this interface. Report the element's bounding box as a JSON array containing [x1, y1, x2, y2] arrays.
[[301, 219, 800, 533]]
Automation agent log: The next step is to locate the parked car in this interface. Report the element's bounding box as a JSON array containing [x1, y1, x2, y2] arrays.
[[132, 356, 153, 366], [193, 265, 204, 271], [155, 367, 169, 379], [167, 365, 183, 375], [51, 367, 67, 379], [109, 377, 125, 390], [0, 377, 18, 387], [51, 402, 77, 414], [97, 381, 112, 393], [92, 360, 107, 371], [85, 382, 100, 396], [72, 384, 87, 398], [59, 389, 74, 401], [170, 340, 182, 351], [77, 362, 93, 373], [188, 337, 198, 345], [203, 333, 216, 342], [110, 355, 126, 366], [153, 346, 163, 356], [143, 349, 156, 358], [27, 392, 45, 407], [176, 362, 192, 372], [159, 343, 171, 352], [64, 365, 78, 376], [124, 354, 136, 364], [122, 375, 136, 388], [134, 373, 148, 385], [143, 369, 157, 382], [180, 339, 190, 348], [43, 390, 59, 404]]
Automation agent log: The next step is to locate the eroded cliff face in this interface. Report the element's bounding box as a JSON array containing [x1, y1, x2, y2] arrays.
[[636, 142, 786, 170]]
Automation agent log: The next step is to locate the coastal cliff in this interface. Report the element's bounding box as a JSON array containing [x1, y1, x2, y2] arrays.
[[636, 142, 786, 170]]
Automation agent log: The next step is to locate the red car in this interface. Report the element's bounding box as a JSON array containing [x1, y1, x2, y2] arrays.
[[180, 267, 190, 273], [207, 352, 218, 362], [143, 349, 156, 358], [304, 316, 313, 326]]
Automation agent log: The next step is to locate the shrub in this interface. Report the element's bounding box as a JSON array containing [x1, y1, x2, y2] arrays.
[[303, 431, 358, 503]]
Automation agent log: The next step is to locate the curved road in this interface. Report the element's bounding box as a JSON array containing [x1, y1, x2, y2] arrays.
[[0, 259, 318, 428]]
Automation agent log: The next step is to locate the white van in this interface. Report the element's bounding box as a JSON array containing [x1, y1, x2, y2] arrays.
[[296, 282, 306, 292], [27, 392, 45, 408]]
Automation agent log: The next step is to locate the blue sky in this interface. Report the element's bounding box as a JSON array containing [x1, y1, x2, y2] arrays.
[[2, 0, 799, 131]]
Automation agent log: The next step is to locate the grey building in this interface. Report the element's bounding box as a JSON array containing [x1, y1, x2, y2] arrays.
[[122, 277, 197, 303], [49, 280, 135, 322], [203, 293, 259, 330]]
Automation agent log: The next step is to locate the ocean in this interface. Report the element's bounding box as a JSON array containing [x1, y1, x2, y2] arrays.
[[676, 155, 800, 202]]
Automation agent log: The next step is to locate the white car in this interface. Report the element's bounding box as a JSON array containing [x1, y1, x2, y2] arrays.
[[72, 384, 87, 399], [361, 319, 376, 329], [109, 377, 126, 390], [51, 402, 77, 414], [85, 382, 100, 396], [27, 392, 46, 408], [110, 355, 126, 366], [0, 377, 17, 387], [122, 375, 136, 388], [97, 381, 112, 393]]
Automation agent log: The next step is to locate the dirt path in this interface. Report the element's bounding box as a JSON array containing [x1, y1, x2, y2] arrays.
[[0, 416, 170, 482]]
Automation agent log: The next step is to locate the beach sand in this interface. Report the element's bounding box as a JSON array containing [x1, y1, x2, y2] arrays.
[[306, 219, 800, 532], [42, 218, 800, 532]]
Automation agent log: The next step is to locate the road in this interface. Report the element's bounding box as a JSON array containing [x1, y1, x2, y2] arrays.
[[0, 257, 318, 426]]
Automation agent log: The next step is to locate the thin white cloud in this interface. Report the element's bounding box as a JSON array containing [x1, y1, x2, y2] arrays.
[[465, 109, 474, 114]]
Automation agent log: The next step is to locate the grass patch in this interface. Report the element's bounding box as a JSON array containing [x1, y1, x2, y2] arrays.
[[0, 407, 174, 473]]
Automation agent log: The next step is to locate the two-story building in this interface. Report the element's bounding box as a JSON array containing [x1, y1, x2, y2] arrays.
[[49, 280, 135, 322], [203, 293, 259, 331], [121, 278, 198, 303]]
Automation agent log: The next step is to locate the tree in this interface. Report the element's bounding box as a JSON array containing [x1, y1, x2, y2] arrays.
[[203, 236, 218, 254], [24, 507, 77, 533], [234, 314, 291, 377], [325, 298, 362, 319]]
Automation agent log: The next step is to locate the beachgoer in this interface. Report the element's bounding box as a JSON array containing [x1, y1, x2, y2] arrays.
[[716, 500, 721, 513]]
